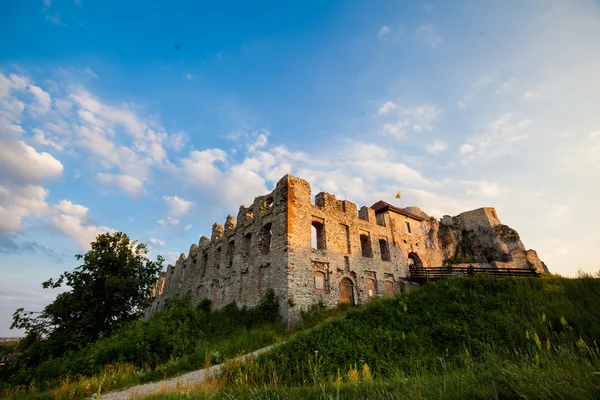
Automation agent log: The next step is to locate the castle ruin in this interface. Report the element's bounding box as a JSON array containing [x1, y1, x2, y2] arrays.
[[147, 175, 546, 324]]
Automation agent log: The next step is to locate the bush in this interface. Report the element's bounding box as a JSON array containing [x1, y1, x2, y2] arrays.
[[6, 289, 282, 388]]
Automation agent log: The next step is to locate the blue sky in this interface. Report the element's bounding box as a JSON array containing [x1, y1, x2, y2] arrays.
[[1, 0, 600, 336]]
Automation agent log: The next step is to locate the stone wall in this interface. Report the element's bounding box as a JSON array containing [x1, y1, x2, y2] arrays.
[[146, 174, 547, 324]]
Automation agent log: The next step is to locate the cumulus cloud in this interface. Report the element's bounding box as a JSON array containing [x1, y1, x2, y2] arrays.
[[179, 148, 227, 187], [97, 173, 145, 197], [378, 101, 397, 115], [50, 200, 114, 250], [163, 196, 193, 218], [0, 185, 49, 234], [0, 139, 63, 184]]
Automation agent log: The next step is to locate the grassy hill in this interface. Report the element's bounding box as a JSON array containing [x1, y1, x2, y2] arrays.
[[3, 276, 600, 399], [154, 276, 600, 399]]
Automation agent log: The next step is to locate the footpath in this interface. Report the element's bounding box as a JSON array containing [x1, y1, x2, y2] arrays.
[[98, 345, 274, 400]]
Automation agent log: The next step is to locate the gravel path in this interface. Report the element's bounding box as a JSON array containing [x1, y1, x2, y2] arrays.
[[97, 345, 275, 400]]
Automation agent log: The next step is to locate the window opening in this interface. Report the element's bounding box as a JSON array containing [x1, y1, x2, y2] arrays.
[[341, 224, 351, 253], [261, 223, 272, 254], [379, 238, 391, 261], [405, 222, 412, 234], [264, 198, 273, 210], [360, 233, 373, 258], [311, 219, 326, 250]]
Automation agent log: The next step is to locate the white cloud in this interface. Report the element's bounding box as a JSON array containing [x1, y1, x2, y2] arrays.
[[27, 85, 52, 115], [179, 148, 227, 187], [0, 138, 63, 184], [378, 25, 391, 39], [163, 195, 193, 218], [414, 24, 441, 48], [50, 201, 114, 250], [32, 128, 63, 150], [96, 173, 145, 197], [54, 199, 89, 219], [157, 217, 181, 228], [460, 113, 532, 163], [382, 121, 408, 138], [149, 238, 165, 247], [381, 104, 439, 138], [0, 185, 49, 234], [426, 140, 448, 154], [248, 131, 269, 153], [378, 101, 397, 115]]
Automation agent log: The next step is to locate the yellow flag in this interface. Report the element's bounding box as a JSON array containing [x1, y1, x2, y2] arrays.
[[395, 191, 401, 199]]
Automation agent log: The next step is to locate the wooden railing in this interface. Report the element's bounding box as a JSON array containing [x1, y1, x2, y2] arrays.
[[409, 266, 540, 282]]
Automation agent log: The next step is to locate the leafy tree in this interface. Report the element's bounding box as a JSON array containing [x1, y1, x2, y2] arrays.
[[11, 232, 163, 364]]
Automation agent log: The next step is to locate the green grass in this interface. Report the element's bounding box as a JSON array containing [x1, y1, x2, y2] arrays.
[[238, 276, 600, 386], [3, 276, 600, 399], [146, 346, 600, 399], [0, 291, 353, 399]]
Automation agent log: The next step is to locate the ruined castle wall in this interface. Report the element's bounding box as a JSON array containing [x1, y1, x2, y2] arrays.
[[386, 212, 444, 268], [149, 177, 291, 321], [146, 174, 547, 323], [285, 176, 415, 324], [457, 208, 501, 232]]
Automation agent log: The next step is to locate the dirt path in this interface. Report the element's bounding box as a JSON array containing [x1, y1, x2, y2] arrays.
[[98, 345, 275, 400]]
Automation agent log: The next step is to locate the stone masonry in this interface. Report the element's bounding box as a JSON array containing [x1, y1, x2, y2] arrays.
[[147, 175, 547, 324]]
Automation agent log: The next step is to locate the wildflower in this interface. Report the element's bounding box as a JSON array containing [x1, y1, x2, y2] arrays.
[[336, 368, 342, 387], [362, 363, 372, 382], [541, 312, 547, 323], [546, 339, 551, 351], [533, 332, 542, 350], [535, 352, 540, 364], [347, 364, 360, 384], [560, 316, 567, 327], [526, 330, 530, 340], [576, 337, 587, 350], [465, 347, 470, 358]]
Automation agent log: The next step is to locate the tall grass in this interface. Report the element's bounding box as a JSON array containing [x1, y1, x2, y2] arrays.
[[4, 277, 600, 399]]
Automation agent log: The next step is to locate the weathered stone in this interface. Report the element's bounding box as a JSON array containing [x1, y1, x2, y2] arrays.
[[146, 175, 546, 324]]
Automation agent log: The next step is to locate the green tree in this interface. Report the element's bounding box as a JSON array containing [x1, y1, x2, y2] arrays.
[[11, 232, 163, 363]]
